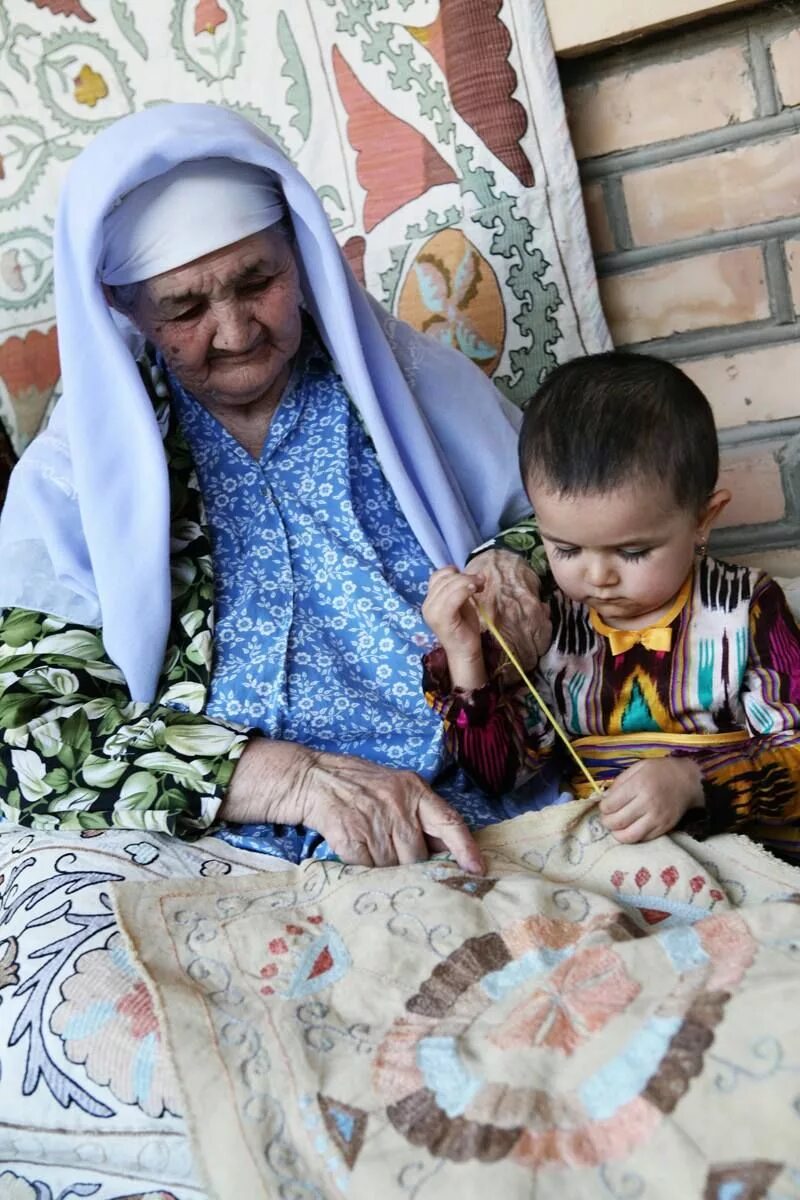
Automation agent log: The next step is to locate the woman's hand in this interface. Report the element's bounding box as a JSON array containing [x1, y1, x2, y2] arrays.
[[220, 738, 485, 873], [422, 566, 487, 689], [464, 550, 551, 671], [599, 758, 704, 843]]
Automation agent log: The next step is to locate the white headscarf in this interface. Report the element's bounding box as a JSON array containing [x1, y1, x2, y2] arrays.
[[101, 157, 286, 285], [0, 104, 528, 701]]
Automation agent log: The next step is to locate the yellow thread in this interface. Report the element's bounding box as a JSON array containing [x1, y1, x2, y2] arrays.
[[476, 601, 603, 797]]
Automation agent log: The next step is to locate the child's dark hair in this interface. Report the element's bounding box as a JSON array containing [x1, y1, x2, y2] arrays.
[[518, 351, 718, 512]]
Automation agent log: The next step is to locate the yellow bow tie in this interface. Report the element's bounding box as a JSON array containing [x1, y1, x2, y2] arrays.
[[605, 625, 673, 656]]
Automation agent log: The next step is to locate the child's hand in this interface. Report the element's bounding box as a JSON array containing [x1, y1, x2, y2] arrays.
[[423, 567, 487, 689], [599, 758, 704, 843]]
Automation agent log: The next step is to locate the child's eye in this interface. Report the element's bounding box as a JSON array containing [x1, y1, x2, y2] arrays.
[[619, 548, 651, 562], [552, 545, 580, 560]]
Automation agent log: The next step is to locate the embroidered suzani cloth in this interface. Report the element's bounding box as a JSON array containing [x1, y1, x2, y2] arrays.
[[113, 801, 800, 1200], [0, 2, 610, 1194], [0, 0, 606, 453]]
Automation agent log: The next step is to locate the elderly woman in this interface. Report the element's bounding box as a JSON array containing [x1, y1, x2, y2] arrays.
[[0, 104, 549, 870]]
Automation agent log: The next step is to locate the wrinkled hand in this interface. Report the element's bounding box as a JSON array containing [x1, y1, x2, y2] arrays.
[[300, 749, 485, 872], [223, 740, 483, 872], [600, 758, 704, 843], [464, 549, 551, 671]]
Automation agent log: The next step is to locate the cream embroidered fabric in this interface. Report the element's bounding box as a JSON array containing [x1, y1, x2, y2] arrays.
[[114, 801, 800, 1200]]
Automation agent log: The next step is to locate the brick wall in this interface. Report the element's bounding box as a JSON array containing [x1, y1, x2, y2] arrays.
[[561, 0, 800, 576]]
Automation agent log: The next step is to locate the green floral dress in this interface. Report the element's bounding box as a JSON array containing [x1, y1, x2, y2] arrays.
[[0, 392, 248, 836]]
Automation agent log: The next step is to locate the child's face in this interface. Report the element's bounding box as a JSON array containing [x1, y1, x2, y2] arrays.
[[529, 478, 725, 627]]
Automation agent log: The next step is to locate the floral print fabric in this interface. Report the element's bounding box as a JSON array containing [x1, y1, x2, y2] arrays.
[[0, 340, 558, 859]]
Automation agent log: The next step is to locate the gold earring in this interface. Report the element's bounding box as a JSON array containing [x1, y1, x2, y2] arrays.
[[695, 538, 707, 557]]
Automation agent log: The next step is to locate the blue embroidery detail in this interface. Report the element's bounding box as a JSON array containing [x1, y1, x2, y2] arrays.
[[617, 892, 711, 927], [286, 926, 351, 998], [580, 1016, 682, 1120], [417, 1035, 482, 1118], [481, 946, 574, 1002], [656, 925, 710, 972]]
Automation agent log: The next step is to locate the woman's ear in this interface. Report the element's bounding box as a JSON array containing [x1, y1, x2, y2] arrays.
[[697, 489, 731, 541]]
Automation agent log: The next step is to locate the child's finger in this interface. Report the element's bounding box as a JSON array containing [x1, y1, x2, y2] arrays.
[[599, 779, 637, 815], [601, 796, 647, 831], [610, 815, 654, 844], [435, 574, 483, 610], [423, 576, 482, 631]]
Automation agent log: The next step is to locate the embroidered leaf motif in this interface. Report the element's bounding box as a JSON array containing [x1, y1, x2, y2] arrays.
[[110, 0, 148, 59], [317, 184, 346, 232], [7, 25, 40, 84], [454, 318, 497, 361], [224, 100, 290, 159], [35, 31, 135, 131], [414, 255, 449, 316], [0, 117, 51, 211], [451, 245, 481, 311], [277, 11, 311, 143]]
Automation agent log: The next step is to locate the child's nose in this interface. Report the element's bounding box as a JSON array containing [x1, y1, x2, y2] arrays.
[[585, 557, 618, 588]]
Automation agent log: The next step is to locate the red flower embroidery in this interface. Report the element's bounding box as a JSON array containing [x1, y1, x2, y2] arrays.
[[194, 0, 227, 35], [268, 937, 288, 955], [634, 868, 651, 890], [689, 875, 705, 894], [610, 870, 625, 889], [660, 866, 679, 890]]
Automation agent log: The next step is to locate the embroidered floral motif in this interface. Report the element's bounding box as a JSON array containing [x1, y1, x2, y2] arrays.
[[50, 932, 181, 1117]]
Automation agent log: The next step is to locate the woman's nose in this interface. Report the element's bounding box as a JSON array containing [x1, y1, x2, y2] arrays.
[[211, 302, 254, 352]]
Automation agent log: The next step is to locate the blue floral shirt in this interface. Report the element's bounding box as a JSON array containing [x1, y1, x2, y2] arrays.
[[170, 333, 558, 859]]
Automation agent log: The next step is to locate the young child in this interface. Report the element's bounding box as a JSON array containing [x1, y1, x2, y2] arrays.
[[422, 352, 800, 862]]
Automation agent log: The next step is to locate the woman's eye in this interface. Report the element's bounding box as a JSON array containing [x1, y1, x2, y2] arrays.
[[239, 278, 270, 295], [172, 304, 203, 323], [619, 548, 651, 562], [552, 545, 580, 560]]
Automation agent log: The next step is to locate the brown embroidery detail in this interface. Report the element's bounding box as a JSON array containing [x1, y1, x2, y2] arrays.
[[317, 1094, 368, 1169], [387, 1088, 522, 1163], [643, 990, 730, 1115], [703, 1161, 783, 1200], [406, 932, 511, 1017]]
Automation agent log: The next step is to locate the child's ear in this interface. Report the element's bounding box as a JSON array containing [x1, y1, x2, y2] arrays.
[[697, 489, 731, 538]]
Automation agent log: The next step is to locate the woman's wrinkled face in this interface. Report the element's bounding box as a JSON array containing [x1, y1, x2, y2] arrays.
[[129, 228, 303, 412]]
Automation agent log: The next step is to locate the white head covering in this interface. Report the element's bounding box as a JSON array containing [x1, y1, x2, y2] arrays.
[[0, 104, 527, 701], [101, 157, 286, 285]]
